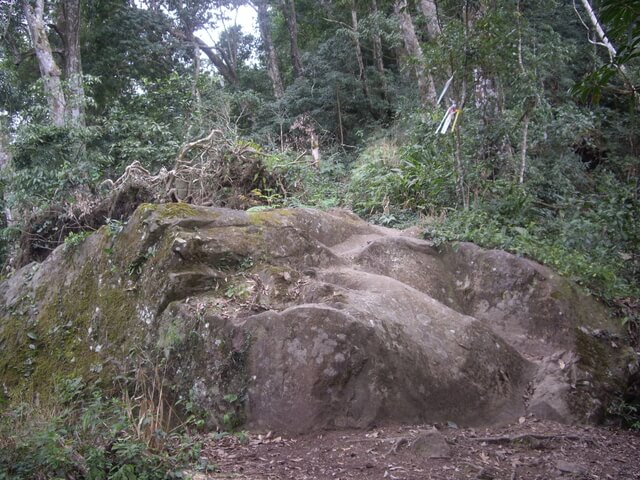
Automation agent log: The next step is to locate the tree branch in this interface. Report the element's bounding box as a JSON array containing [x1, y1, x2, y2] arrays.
[[170, 28, 238, 86], [577, 0, 617, 62], [576, 0, 638, 101]]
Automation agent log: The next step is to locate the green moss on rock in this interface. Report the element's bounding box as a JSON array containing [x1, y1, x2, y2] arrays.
[[248, 208, 294, 226]]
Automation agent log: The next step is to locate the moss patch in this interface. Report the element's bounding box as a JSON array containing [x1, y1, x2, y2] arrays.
[[248, 208, 295, 226], [138, 202, 201, 219], [1, 247, 145, 406]]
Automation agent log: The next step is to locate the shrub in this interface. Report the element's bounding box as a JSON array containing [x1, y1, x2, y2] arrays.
[[0, 376, 198, 479]]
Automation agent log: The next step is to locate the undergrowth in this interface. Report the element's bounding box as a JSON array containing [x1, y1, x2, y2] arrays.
[[426, 203, 638, 302], [0, 374, 211, 479]]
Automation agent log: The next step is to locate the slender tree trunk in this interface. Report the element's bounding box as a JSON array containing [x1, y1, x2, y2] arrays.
[[351, 3, 365, 84], [394, 0, 437, 107], [371, 0, 385, 77], [58, 0, 85, 127], [0, 117, 12, 228], [255, 0, 284, 98], [186, 39, 202, 138], [336, 86, 344, 145], [350, 2, 372, 107], [310, 130, 320, 167], [221, 25, 239, 77], [519, 113, 530, 184], [577, 0, 637, 103], [419, 0, 441, 39], [23, 0, 66, 127], [371, 0, 391, 117], [453, 2, 469, 209], [578, 0, 617, 62], [515, 0, 528, 181], [0, 115, 9, 171], [517, 0, 525, 73], [473, 67, 498, 115], [454, 126, 468, 209], [282, 0, 304, 78], [193, 42, 201, 109]]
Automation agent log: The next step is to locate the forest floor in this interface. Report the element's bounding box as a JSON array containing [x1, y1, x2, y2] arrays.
[[189, 418, 640, 480]]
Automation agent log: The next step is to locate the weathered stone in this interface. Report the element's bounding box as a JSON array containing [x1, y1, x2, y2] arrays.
[[409, 428, 452, 458], [555, 459, 588, 475], [0, 204, 634, 432]]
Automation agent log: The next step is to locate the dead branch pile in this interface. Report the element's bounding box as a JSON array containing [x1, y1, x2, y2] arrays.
[[109, 129, 284, 208], [14, 131, 286, 267]]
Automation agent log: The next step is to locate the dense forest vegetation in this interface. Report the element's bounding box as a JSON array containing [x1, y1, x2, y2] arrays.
[[1, 0, 638, 299], [0, 0, 639, 475]]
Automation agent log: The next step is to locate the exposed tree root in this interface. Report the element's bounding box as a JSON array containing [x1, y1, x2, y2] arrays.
[[13, 131, 286, 267]]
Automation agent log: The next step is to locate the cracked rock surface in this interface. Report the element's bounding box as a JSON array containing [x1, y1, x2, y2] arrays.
[[0, 204, 635, 432]]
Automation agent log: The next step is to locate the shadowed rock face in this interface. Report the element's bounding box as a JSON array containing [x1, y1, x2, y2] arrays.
[[0, 204, 634, 433]]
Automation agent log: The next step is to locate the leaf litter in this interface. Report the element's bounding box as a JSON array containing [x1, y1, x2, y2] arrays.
[[186, 418, 640, 479]]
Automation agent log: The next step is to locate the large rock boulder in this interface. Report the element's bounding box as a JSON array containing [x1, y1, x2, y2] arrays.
[[0, 204, 635, 432]]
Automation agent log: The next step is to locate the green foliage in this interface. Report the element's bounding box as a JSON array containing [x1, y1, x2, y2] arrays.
[[63, 230, 93, 249], [572, 0, 640, 101], [82, 3, 191, 112], [347, 135, 457, 216], [426, 174, 639, 301], [0, 225, 18, 269], [221, 393, 244, 431], [106, 218, 126, 237], [263, 149, 349, 210], [224, 282, 250, 300], [0, 377, 195, 479], [347, 153, 404, 215], [599, 0, 640, 63], [7, 123, 101, 211], [608, 398, 640, 430]]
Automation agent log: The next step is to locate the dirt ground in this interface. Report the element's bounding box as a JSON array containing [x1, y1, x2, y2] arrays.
[[192, 418, 640, 479]]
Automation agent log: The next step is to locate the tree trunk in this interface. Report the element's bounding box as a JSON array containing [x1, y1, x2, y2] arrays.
[[193, 36, 239, 86], [371, 0, 385, 76], [23, 0, 66, 127], [516, 0, 525, 74], [310, 130, 320, 167], [394, 0, 437, 107], [58, 0, 85, 127], [255, 0, 284, 98], [455, 126, 468, 209], [577, 0, 636, 102], [350, 2, 372, 105], [519, 113, 530, 184], [371, 0, 391, 117], [186, 39, 202, 138], [0, 117, 12, 228], [0, 116, 9, 172], [170, 26, 239, 86], [579, 0, 618, 62], [419, 0, 441, 39], [281, 0, 304, 78], [473, 67, 498, 119], [336, 85, 344, 145]]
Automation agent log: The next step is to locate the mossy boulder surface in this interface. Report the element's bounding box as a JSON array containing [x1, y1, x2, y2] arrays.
[[0, 204, 635, 431]]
